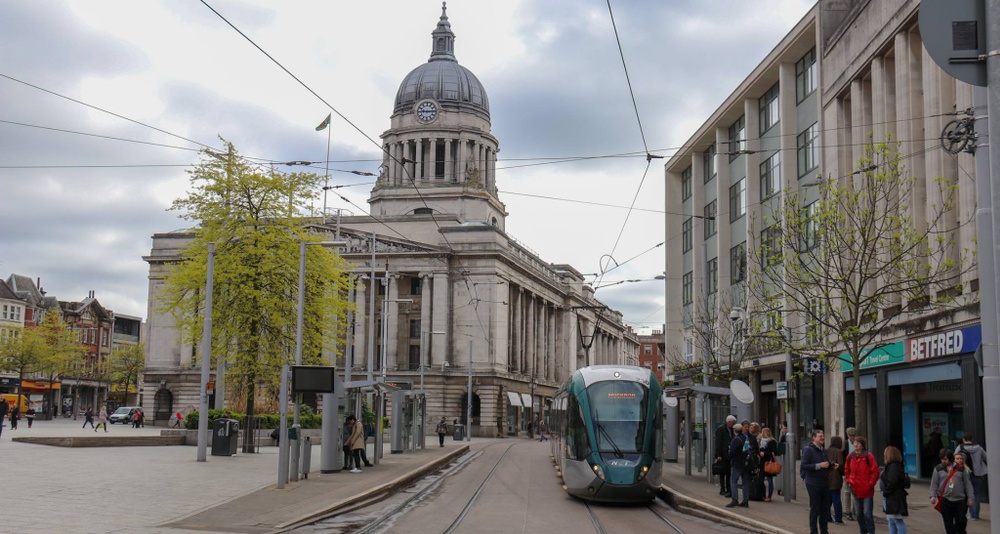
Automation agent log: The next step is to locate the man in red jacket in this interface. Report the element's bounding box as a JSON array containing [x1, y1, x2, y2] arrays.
[[844, 436, 879, 534]]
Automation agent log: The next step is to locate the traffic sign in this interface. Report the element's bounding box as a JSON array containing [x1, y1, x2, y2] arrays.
[[776, 381, 788, 400], [920, 0, 987, 86]]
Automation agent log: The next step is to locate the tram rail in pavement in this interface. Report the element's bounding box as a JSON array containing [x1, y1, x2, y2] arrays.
[[0, 416, 469, 533]]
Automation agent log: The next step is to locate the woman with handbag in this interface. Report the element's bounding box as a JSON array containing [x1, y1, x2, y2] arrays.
[[826, 436, 846, 523], [759, 427, 779, 502], [880, 446, 908, 534], [929, 448, 974, 534]]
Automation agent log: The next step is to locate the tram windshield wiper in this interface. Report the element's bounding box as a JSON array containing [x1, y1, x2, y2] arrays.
[[594, 412, 624, 459]]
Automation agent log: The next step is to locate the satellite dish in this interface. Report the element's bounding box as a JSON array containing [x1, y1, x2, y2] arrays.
[[729, 380, 755, 404], [664, 396, 679, 408]]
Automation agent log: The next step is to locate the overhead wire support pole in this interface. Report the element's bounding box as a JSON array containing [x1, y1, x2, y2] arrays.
[[196, 242, 215, 463], [983, 0, 1000, 516]]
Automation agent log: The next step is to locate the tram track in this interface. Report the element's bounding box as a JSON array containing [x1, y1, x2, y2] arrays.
[[582, 496, 689, 534]]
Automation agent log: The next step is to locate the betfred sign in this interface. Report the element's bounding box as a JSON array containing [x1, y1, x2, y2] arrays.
[[906, 324, 981, 363]]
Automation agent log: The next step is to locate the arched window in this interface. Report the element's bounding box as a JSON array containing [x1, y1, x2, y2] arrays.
[[436, 38, 444, 51]]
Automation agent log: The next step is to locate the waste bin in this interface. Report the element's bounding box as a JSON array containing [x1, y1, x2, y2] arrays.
[[453, 424, 464, 441], [211, 418, 239, 456]]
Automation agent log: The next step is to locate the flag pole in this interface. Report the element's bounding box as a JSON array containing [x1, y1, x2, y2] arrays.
[[323, 122, 331, 221]]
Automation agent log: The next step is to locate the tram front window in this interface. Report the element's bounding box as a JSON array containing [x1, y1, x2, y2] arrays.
[[588, 381, 648, 454]]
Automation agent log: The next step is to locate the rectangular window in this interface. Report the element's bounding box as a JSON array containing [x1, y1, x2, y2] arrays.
[[707, 258, 718, 295], [806, 299, 825, 346], [681, 167, 692, 201], [644, 345, 652, 355], [1, 305, 6, 320], [101, 330, 108, 347], [800, 201, 818, 251], [682, 272, 693, 305], [704, 200, 717, 239], [728, 115, 746, 161], [409, 319, 421, 339], [410, 277, 423, 295], [683, 338, 694, 362], [730, 241, 747, 284], [796, 47, 817, 102], [408, 344, 421, 369], [703, 144, 716, 183], [729, 178, 746, 222], [759, 83, 780, 134], [797, 122, 818, 177], [435, 143, 446, 178], [761, 225, 782, 267], [682, 217, 693, 253], [760, 151, 781, 199]]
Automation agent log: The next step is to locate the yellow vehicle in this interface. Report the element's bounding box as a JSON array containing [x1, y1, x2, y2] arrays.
[[2, 394, 30, 414]]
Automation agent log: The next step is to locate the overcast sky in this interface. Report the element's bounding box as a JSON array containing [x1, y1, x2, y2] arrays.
[[0, 0, 814, 333]]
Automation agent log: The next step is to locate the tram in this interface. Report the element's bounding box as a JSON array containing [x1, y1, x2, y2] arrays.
[[549, 365, 664, 502]]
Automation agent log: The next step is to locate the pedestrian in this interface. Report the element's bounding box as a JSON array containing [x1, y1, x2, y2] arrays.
[[538, 418, 549, 441], [436, 417, 448, 447], [812, 418, 824, 432], [95, 405, 109, 432], [131, 409, 140, 428], [9, 404, 20, 430], [0, 398, 8, 439], [826, 435, 845, 524], [25, 406, 36, 428], [715, 415, 736, 499], [759, 427, 778, 502], [359, 421, 374, 467], [930, 448, 974, 534], [801, 429, 834, 534], [747, 422, 764, 501], [844, 427, 858, 520], [341, 417, 354, 470], [172, 411, 183, 429], [845, 436, 879, 534], [137, 408, 144, 428], [346, 415, 365, 473], [725, 422, 750, 508], [955, 434, 987, 521], [880, 445, 909, 534], [527, 416, 535, 439], [82, 407, 95, 429]]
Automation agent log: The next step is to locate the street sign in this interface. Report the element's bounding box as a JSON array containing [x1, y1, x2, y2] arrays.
[[776, 381, 788, 400], [920, 0, 987, 86]]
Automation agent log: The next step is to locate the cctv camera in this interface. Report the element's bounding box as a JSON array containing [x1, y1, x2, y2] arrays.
[[729, 307, 744, 322]]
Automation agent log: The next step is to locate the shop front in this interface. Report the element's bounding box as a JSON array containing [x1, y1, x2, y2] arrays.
[[844, 324, 983, 479]]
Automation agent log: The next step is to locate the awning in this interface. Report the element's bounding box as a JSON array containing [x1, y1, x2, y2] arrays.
[[521, 393, 533, 407], [507, 391, 522, 407]]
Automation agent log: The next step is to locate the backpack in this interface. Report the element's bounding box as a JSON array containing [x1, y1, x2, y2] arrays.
[[902, 471, 911, 489], [436, 421, 447, 433]]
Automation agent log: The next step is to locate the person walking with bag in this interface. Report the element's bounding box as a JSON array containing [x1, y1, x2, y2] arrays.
[[726, 423, 750, 508], [436, 417, 448, 447], [801, 429, 834, 534], [880, 445, 908, 534], [955, 435, 988, 521], [346, 415, 366, 473], [759, 426, 778, 502], [95, 405, 109, 432], [845, 435, 879, 534], [930, 449, 974, 534], [25, 407, 35, 428], [826, 435, 846, 524]]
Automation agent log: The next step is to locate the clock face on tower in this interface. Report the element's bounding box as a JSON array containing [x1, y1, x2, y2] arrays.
[[415, 101, 438, 123]]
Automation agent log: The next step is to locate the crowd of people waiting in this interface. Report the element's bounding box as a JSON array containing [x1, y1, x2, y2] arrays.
[[712, 416, 988, 534]]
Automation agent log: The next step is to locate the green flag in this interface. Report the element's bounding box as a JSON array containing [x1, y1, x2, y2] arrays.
[[316, 113, 332, 131]]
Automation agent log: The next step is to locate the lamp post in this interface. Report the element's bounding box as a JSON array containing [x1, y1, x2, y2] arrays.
[[288, 239, 344, 481], [197, 242, 215, 463]]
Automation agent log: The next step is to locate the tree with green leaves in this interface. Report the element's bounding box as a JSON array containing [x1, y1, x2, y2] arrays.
[[108, 343, 145, 406], [0, 311, 85, 412], [158, 141, 351, 452], [747, 140, 971, 429]]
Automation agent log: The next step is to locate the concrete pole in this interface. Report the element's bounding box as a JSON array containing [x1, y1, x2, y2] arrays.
[[278, 365, 289, 488], [196, 242, 215, 463], [291, 241, 306, 481], [467, 339, 473, 441], [982, 1, 1000, 518], [368, 232, 376, 383], [420, 330, 427, 391], [784, 351, 796, 502]]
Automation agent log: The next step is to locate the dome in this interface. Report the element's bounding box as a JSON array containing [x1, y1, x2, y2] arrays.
[[392, 3, 490, 120]]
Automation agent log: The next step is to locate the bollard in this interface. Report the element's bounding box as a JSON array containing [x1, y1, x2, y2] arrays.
[[289, 424, 301, 482], [301, 436, 312, 479]]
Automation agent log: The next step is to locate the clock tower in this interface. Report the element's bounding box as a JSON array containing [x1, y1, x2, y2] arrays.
[[370, 3, 505, 229]]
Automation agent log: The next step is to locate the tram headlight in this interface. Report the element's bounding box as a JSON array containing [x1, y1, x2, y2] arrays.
[[590, 463, 606, 481], [637, 464, 649, 480]]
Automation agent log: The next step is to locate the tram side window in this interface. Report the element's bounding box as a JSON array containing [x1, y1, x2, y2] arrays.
[[566, 396, 591, 460], [653, 400, 663, 461]]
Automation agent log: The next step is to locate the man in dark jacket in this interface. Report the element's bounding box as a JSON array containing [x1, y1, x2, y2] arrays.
[[0, 399, 7, 439], [801, 429, 834, 534], [726, 423, 750, 507], [715, 415, 737, 497]]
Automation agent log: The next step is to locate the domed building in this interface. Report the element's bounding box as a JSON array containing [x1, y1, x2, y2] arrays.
[[142, 4, 638, 438]]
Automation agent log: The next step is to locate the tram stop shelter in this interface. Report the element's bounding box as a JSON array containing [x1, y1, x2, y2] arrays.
[[662, 384, 752, 482]]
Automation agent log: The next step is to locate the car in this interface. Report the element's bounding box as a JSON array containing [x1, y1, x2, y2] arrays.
[[109, 406, 144, 425]]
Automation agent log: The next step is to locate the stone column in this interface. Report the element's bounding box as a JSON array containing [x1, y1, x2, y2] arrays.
[[415, 139, 424, 182], [420, 272, 432, 365], [386, 274, 400, 371], [511, 288, 522, 373], [432, 271, 450, 365], [457, 136, 466, 182], [429, 139, 438, 179], [354, 276, 368, 369], [444, 138, 453, 182], [527, 294, 536, 378], [547, 304, 556, 381]]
